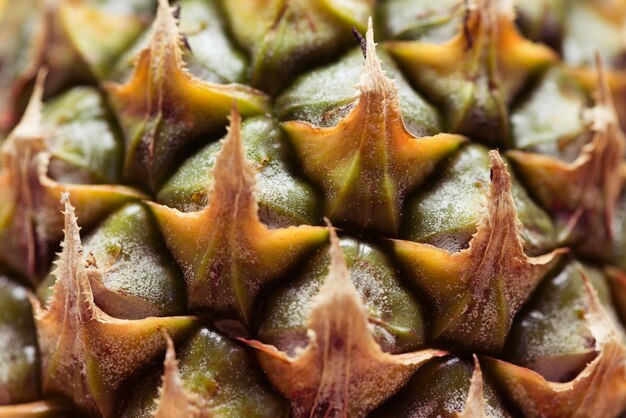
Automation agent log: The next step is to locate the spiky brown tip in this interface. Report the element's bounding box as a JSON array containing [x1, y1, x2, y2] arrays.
[[31, 193, 196, 418], [105, 0, 269, 190], [486, 272, 626, 417], [149, 108, 327, 324], [456, 355, 486, 418], [0, 74, 143, 280], [153, 331, 205, 418], [242, 220, 445, 418], [387, 0, 555, 145], [508, 54, 626, 248], [394, 150, 566, 352], [282, 19, 465, 235]]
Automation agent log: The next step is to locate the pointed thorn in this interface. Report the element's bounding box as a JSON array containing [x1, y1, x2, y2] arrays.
[[25, 69, 47, 120], [470, 354, 483, 392], [60, 192, 81, 241], [60, 191, 70, 206], [457, 354, 485, 417], [487, 150, 512, 195], [229, 100, 239, 122], [321, 217, 351, 290], [241, 216, 444, 417], [365, 17, 375, 57], [583, 52, 618, 132], [362, 16, 384, 78], [151, 0, 184, 63], [159, 331, 181, 384], [578, 268, 618, 345], [211, 102, 256, 204], [11, 68, 48, 139], [323, 217, 338, 244], [358, 17, 398, 103], [594, 52, 610, 105], [157, 0, 171, 14], [162, 330, 176, 364]]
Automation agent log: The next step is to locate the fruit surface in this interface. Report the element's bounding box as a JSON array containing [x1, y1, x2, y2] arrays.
[[1, 0, 626, 417]]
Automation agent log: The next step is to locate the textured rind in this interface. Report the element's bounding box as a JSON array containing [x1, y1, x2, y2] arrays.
[[0, 72, 144, 281], [505, 261, 618, 383], [0, 0, 625, 416], [0, 0, 45, 134], [82, 203, 186, 319], [150, 107, 328, 324], [0, 0, 153, 135], [0, 276, 39, 405], [122, 326, 289, 418], [387, 0, 556, 145], [157, 115, 321, 228], [221, 0, 372, 94], [394, 151, 565, 352], [371, 355, 512, 417], [257, 236, 427, 356], [31, 194, 196, 418], [486, 274, 626, 418], [507, 56, 626, 261], [284, 19, 465, 236], [105, 0, 270, 191], [152, 332, 206, 418], [243, 224, 446, 418]]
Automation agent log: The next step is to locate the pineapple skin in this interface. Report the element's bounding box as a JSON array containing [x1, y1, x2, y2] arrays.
[[0, 0, 626, 417]]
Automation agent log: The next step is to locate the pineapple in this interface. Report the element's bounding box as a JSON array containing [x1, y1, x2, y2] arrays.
[[0, 0, 626, 417]]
